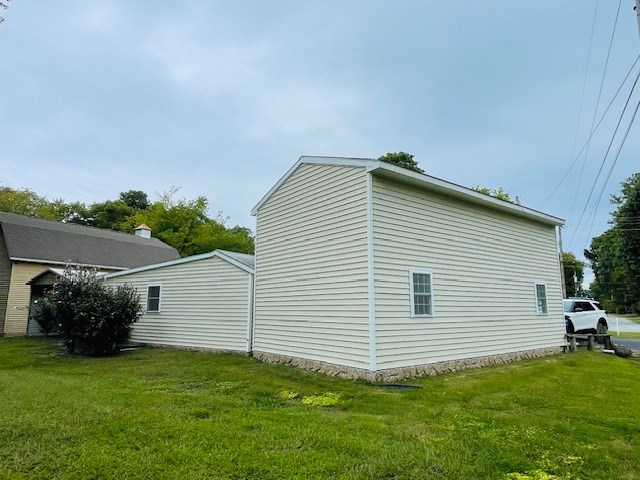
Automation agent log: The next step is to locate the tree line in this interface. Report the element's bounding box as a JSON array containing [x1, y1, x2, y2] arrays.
[[585, 173, 640, 314], [0, 186, 254, 257]]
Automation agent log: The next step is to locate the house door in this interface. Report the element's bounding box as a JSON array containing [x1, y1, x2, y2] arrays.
[[26, 285, 50, 335]]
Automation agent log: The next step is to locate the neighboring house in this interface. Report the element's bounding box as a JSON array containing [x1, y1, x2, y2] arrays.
[[250, 156, 566, 381], [103, 250, 254, 353], [0, 212, 180, 336], [25, 268, 110, 335]]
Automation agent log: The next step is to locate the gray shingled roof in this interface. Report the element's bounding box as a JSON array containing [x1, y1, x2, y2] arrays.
[[0, 212, 180, 269], [217, 250, 255, 269], [102, 249, 254, 279]]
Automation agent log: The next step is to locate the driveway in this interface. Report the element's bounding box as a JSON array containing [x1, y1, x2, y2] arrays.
[[607, 316, 640, 334], [611, 337, 640, 352]]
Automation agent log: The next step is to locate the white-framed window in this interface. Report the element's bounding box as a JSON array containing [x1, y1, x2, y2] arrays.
[[409, 269, 434, 317], [534, 282, 548, 315], [147, 284, 162, 312]]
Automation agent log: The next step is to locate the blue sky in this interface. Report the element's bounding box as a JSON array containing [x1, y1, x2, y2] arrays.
[[1, 2, 639, 276]]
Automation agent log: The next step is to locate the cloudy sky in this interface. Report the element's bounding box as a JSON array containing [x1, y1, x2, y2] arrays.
[[1, 2, 639, 269]]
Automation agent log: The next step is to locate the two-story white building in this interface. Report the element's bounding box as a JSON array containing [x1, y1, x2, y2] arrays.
[[250, 156, 565, 380]]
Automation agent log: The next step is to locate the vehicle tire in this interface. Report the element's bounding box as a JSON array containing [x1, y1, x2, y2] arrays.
[[597, 319, 608, 335], [597, 319, 608, 331], [565, 317, 575, 334]]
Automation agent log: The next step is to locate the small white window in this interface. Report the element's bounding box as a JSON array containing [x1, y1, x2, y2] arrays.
[[534, 282, 548, 315], [147, 284, 161, 312], [409, 269, 434, 317]]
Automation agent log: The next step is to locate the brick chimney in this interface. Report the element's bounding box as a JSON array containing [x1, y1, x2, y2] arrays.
[[134, 224, 152, 239]]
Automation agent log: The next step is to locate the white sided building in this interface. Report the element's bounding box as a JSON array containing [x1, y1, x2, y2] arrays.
[[103, 250, 254, 353], [250, 156, 566, 381]]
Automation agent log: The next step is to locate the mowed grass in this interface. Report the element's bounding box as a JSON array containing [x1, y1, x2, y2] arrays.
[[613, 332, 640, 339], [1, 339, 639, 480]]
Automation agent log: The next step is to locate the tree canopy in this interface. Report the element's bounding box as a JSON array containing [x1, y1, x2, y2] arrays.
[[585, 173, 640, 313], [562, 251, 584, 298], [0, 187, 49, 218], [378, 152, 424, 174], [119, 190, 150, 210], [0, 186, 254, 257]]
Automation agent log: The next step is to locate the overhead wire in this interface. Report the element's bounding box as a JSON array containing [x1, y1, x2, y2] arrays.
[[540, 54, 640, 208], [568, 0, 623, 226], [567, 67, 640, 250], [583, 99, 640, 246], [564, 0, 600, 210]]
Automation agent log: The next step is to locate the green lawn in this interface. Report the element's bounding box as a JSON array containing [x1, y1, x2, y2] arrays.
[[613, 332, 640, 339], [1, 338, 639, 480]]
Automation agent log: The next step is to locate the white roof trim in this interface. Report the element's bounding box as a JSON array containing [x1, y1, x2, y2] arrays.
[[250, 156, 564, 226], [10, 257, 128, 271], [102, 250, 254, 280], [250, 156, 372, 215], [26, 268, 109, 285]]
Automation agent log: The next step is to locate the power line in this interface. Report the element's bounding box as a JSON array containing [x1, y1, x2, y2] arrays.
[[565, 0, 601, 210], [567, 68, 640, 250], [541, 54, 640, 208], [568, 0, 623, 226], [584, 99, 640, 248]]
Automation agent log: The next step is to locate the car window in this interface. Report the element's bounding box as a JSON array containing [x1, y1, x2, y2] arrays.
[[563, 300, 573, 312], [592, 302, 602, 311], [577, 301, 595, 311]]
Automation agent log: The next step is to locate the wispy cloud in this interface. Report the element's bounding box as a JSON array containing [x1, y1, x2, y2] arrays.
[[244, 81, 362, 141], [75, 4, 119, 34], [145, 28, 271, 94]]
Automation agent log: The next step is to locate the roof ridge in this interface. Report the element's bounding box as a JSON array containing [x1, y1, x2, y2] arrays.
[[0, 212, 168, 245]]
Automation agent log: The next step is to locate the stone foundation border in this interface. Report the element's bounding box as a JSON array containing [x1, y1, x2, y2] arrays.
[[253, 346, 565, 382], [142, 342, 250, 356]]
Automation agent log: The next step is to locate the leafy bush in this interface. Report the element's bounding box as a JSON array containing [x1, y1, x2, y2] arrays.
[[28, 296, 58, 336], [43, 265, 142, 356]]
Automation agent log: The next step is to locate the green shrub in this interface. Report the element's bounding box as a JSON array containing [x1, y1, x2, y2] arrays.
[[46, 265, 142, 356], [28, 296, 58, 336]]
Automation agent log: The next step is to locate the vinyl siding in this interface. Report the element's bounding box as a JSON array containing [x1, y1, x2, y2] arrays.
[[3, 262, 52, 336], [372, 175, 565, 370], [0, 229, 11, 334], [107, 256, 252, 351], [253, 164, 370, 368]]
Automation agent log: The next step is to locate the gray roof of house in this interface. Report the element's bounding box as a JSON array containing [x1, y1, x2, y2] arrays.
[[218, 250, 255, 269], [0, 212, 180, 269], [102, 249, 255, 279]]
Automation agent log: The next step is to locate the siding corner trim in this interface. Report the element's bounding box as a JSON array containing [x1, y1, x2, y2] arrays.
[[366, 172, 376, 372]]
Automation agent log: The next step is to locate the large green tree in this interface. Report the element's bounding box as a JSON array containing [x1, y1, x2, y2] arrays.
[[38, 199, 91, 223], [612, 173, 640, 309], [378, 152, 424, 174], [585, 172, 640, 313], [562, 251, 584, 298], [85, 200, 134, 231], [123, 189, 254, 257], [584, 230, 628, 313], [0, 187, 48, 217], [0, 185, 255, 257], [119, 190, 150, 210]]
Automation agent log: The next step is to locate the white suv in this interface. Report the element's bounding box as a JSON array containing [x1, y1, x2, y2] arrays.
[[563, 298, 609, 334]]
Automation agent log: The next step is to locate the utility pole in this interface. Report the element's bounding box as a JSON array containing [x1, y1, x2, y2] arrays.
[[635, 0, 640, 42], [558, 226, 567, 299]]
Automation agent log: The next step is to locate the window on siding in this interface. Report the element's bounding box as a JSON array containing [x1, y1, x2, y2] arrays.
[[410, 269, 434, 317], [534, 283, 548, 315], [147, 285, 161, 312]]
